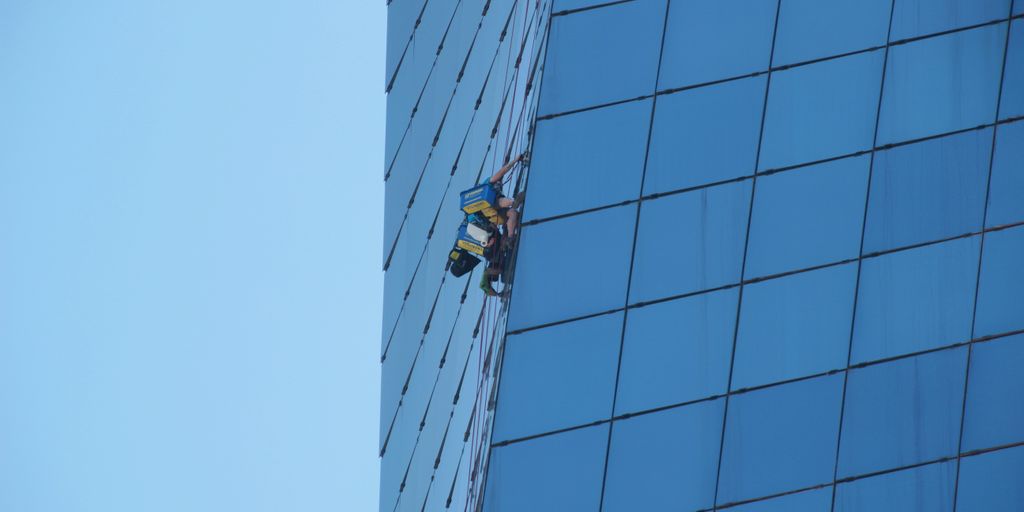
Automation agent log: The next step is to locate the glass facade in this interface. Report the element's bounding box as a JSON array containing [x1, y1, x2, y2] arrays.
[[383, 1, 1024, 511]]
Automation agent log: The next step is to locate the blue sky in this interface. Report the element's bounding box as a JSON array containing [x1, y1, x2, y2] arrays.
[[0, 1, 382, 510]]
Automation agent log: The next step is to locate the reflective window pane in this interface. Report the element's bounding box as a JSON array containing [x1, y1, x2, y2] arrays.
[[658, 0, 776, 90], [974, 226, 1024, 337], [718, 375, 843, 504], [630, 181, 751, 303], [727, 487, 833, 512], [774, 0, 891, 65], [644, 76, 765, 195], [838, 348, 967, 478], [616, 289, 737, 414], [879, 23, 1006, 144], [526, 100, 651, 221], [835, 461, 956, 512], [760, 51, 884, 170], [956, 445, 1024, 512], [509, 205, 635, 331], [1001, 21, 1024, 120], [865, 128, 992, 253], [602, 401, 723, 512], [747, 156, 869, 277], [540, 1, 665, 114], [963, 334, 1024, 451], [482, 425, 608, 512], [734, 264, 857, 390], [493, 313, 622, 442], [891, 0, 1010, 40], [987, 121, 1024, 227], [852, 237, 979, 364], [553, 0, 610, 11]]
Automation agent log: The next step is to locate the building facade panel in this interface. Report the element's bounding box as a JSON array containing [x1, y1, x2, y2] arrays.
[[384, 1, 1024, 510]]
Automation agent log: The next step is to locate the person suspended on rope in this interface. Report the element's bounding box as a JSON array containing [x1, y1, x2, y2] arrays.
[[485, 151, 528, 240], [450, 150, 529, 293]]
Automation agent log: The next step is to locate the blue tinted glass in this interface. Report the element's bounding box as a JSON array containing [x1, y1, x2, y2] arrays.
[[1000, 22, 1024, 120], [602, 400, 723, 512], [384, 0, 424, 87], [760, 51, 884, 170], [493, 313, 622, 442], [865, 128, 992, 253], [774, 0, 891, 65], [1017, 2, 1024, 15], [838, 347, 967, 477], [835, 461, 956, 512], [719, 375, 843, 504], [482, 425, 608, 512], [629, 181, 751, 303], [509, 205, 635, 331], [963, 334, 1024, 451], [734, 264, 857, 390], [539, 1, 665, 114], [747, 156, 869, 277], [891, 0, 1010, 40], [658, 0, 776, 89], [526, 100, 651, 221], [728, 488, 833, 512], [852, 236, 979, 364], [987, 121, 1024, 226], [879, 24, 1006, 145], [956, 445, 1024, 512], [644, 76, 765, 195], [616, 289, 737, 414], [553, 0, 610, 11], [974, 226, 1024, 337]]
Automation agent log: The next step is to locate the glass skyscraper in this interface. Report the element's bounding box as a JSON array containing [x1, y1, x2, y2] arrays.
[[382, 1, 1024, 511]]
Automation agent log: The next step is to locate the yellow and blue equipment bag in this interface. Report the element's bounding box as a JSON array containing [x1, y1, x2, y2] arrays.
[[460, 184, 498, 214], [460, 184, 506, 225], [456, 222, 487, 255]]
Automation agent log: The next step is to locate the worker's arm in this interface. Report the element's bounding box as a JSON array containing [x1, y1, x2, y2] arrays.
[[489, 152, 526, 184]]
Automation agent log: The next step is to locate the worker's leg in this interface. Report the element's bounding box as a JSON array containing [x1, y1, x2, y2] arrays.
[[497, 197, 513, 208], [505, 208, 519, 238]]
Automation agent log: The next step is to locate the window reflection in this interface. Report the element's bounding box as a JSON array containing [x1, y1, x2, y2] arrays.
[[493, 313, 622, 442], [773, 0, 890, 65], [852, 237, 979, 363], [891, 0, 1010, 41], [630, 181, 751, 303], [719, 374, 843, 504], [616, 288, 737, 414], [865, 128, 991, 253], [509, 205, 635, 331], [986, 121, 1024, 227], [963, 334, 1024, 451], [526, 101, 651, 221], [734, 264, 857, 389], [838, 348, 967, 478], [760, 50, 884, 170], [482, 425, 608, 512], [645, 76, 766, 195], [603, 401, 724, 511], [540, 1, 665, 114], [747, 155, 868, 277], [974, 226, 1024, 337], [658, 0, 777, 90], [956, 445, 1024, 511], [879, 23, 1005, 144], [728, 487, 833, 512], [835, 461, 956, 512]]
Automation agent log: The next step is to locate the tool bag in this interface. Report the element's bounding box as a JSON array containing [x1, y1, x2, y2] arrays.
[[447, 247, 481, 278]]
